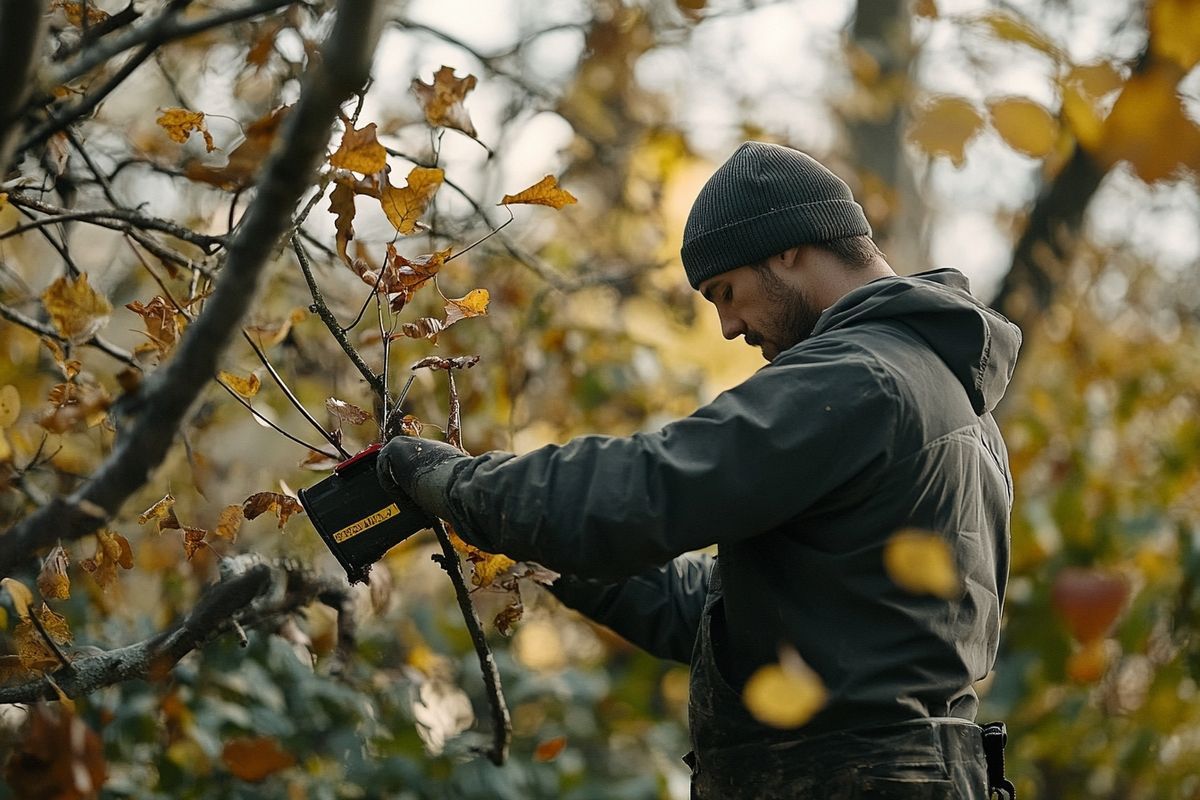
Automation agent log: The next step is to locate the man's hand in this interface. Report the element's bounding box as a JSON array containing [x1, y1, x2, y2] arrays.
[[376, 436, 466, 522]]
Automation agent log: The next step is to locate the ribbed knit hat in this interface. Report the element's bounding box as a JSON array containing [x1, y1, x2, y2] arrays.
[[681, 142, 872, 289]]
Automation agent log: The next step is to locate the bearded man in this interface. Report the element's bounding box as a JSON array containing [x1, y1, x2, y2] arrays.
[[378, 141, 1022, 799]]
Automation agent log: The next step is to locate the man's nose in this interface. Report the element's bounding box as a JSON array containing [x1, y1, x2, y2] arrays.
[[718, 311, 746, 341]]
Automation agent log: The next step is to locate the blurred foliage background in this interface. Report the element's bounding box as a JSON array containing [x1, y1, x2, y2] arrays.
[[0, 0, 1198, 797]]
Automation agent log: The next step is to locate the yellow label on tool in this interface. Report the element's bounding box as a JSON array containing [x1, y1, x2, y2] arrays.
[[332, 503, 400, 543]]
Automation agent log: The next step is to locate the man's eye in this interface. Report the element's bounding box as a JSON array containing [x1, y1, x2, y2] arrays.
[[724, 288, 732, 303]]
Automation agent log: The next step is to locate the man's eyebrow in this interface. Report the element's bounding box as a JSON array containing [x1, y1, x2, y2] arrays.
[[702, 282, 720, 303]]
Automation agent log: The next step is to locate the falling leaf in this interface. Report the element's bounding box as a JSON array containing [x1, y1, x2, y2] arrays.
[[500, 175, 578, 208], [298, 450, 340, 471], [1151, 0, 1200, 71], [907, 95, 984, 167], [40, 337, 81, 378], [185, 106, 290, 189], [41, 273, 113, 344], [218, 370, 261, 399], [378, 166, 444, 234], [245, 20, 281, 68], [4, 705, 106, 798], [1066, 638, 1110, 683], [244, 308, 306, 349], [325, 397, 372, 425], [411, 355, 480, 372], [126, 297, 187, 359], [37, 545, 71, 601], [221, 736, 296, 782], [1050, 567, 1130, 643], [883, 529, 958, 599], [156, 107, 216, 152], [329, 180, 357, 265], [2, 577, 34, 619], [443, 289, 490, 326], [329, 123, 388, 174], [182, 527, 207, 560], [242, 492, 304, 528], [411, 66, 479, 138], [1099, 59, 1200, 183], [215, 505, 243, 541], [138, 493, 181, 532], [534, 736, 568, 762], [987, 96, 1059, 158], [742, 648, 828, 729], [80, 530, 133, 591], [0, 385, 19, 428]]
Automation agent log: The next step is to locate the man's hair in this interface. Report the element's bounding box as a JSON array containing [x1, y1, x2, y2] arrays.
[[814, 235, 885, 270]]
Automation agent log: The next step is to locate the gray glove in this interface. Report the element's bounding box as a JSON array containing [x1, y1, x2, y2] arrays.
[[376, 436, 466, 522]]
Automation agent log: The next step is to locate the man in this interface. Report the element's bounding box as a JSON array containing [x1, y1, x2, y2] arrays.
[[378, 142, 1022, 798]]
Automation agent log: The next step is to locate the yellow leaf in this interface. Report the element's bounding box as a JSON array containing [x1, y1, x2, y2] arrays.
[[1151, 0, 1200, 71], [1, 577, 34, 619], [1065, 62, 1124, 100], [500, 175, 578, 209], [1066, 638, 1110, 683], [906, 96, 983, 167], [977, 10, 1064, 59], [37, 603, 71, 645], [0, 385, 19, 428], [138, 493, 181, 532], [221, 736, 296, 782], [40, 337, 81, 379], [215, 505, 243, 541], [218, 370, 261, 399], [443, 289, 490, 327], [156, 107, 216, 152], [329, 123, 388, 174], [471, 552, 516, 588], [242, 491, 304, 528], [0, 193, 7, 210], [742, 649, 828, 729], [1099, 59, 1200, 183], [1061, 84, 1106, 153], [883, 529, 958, 599], [987, 96, 1059, 158], [14, 619, 58, 670], [41, 273, 113, 344], [38, 545, 71, 601], [52, 0, 110, 27], [379, 166, 444, 234], [411, 66, 479, 138]]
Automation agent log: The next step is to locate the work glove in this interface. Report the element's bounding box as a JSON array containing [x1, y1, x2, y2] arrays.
[[376, 436, 466, 523]]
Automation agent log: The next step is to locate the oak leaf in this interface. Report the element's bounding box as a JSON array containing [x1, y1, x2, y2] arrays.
[[987, 96, 1058, 158], [215, 505, 243, 541], [156, 108, 216, 152], [907, 95, 984, 167], [41, 273, 112, 344], [242, 492, 304, 528], [328, 180, 357, 265], [38, 545, 71, 601], [411, 66, 479, 138], [443, 289, 490, 326], [883, 529, 959, 599], [221, 736, 296, 782], [378, 166, 444, 234], [218, 370, 261, 399], [325, 397, 371, 425], [329, 123, 388, 174], [138, 493, 181, 532], [742, 648, 827, 729], [500, 175, 578, 209]]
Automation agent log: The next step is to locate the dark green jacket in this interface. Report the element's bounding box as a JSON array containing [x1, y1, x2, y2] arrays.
[[439, 269, 1021, 759]]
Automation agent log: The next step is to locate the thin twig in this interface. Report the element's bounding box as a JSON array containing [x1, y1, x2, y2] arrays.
[[0, 301, 140, 368], [4, 192, 225, 252], [13, 206, 83, 277], [216, 378, 340, 458]]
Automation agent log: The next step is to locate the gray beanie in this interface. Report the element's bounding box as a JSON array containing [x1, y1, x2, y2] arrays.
[[680, 141, 872, 289]]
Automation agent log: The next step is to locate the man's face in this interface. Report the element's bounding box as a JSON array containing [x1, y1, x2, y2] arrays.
[[699, 259, 823, 362]]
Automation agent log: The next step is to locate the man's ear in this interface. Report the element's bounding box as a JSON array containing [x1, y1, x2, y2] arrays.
[[775, 246, 804, 272]]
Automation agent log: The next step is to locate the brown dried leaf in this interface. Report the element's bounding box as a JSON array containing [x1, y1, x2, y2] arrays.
[[0, 384, 19, 428], [411, 66, 479, 138], [221, 736, 296, 782], [242, 492, 304, 528], [393, 317, 444, 342], [1051, 567, 1130, 643], [245, 19, 282, 69], [325, 397, 372, 425], [378, 166, 444, 235], [218, 370, 261, 399], [443, 289, 490, 327], [298, 450, 340, 471], [329, 123, 388, 174], [38, 381, 111, 433], [52, 0, 110, 27], [329, 180, 357, 265], [398, 414, 424, 437], [37, 545, 71, 601], [500, 175, 578, 209], [79, 530, 134, 591], [156, 107, 216, 152], [182, 527, 207, 561], [138, 493, 181, 532], [358, 245, 452, 312], [215, 505, 243, 541], [126, 296, 187, 359], [185, 106, 290, 189], [37, 603, 71, 645], [40, 337, 81, 379], [41, 273, 113, 344], [4, 705, 106, 799], [411, 355, 481, 372], [493, 593, 524, 637]]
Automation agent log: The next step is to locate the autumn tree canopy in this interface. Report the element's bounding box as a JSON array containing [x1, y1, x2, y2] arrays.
[[0, 0, 1198, 797]]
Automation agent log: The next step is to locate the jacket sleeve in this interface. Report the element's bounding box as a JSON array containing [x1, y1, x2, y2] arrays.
[[549, 553, 713, 664], [442, 341, 899, 580]]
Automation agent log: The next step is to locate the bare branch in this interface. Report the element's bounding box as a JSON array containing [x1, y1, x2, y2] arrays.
[[0, 0, 385, 577], [0, 0, 50, 173]]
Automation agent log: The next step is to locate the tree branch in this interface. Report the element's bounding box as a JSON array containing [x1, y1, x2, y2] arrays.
[[0, 0, 50, 173], [0, 0, 385, 578], [0, 300, 140, 369]]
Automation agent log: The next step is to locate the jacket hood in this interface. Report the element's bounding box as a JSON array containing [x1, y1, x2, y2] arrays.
[[811, 268, 1022, 415]]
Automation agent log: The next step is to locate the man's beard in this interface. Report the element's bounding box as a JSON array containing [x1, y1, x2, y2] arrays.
[[747, 264, 823, 360]]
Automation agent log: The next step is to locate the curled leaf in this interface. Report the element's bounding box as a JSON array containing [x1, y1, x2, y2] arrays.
[[182, 527, 207, 560], [393, 317, 444, 342], [244, 308, 306, 349], [14, 619, 58, 670], [443, 289, 490, 327], [242, 492, 304, 528], [126, 297, 187, 359], [325, 397, 372, 425], [37, 603, 71, 645], [38, 381, 111, 433], [411, 66, 479, 138], [357, 245, 451, 312], [156, 107, 216, 152], [80, 530, 133, 591], [215, 505, 243, 541], [40, 337, 81, 379], [41, 273, 113, 344], [329, 180, 357, 265], [38, 545, 71, 601], [411, 355, 480, 372], [218, 370, 261, 399], [138, 493, 181, 532], [500, 175, 577, 209]]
